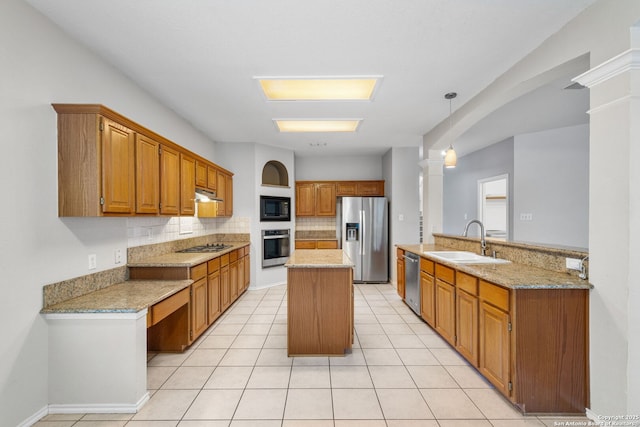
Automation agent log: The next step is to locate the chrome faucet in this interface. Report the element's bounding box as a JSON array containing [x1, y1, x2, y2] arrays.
[[463, 219, 487, 256]]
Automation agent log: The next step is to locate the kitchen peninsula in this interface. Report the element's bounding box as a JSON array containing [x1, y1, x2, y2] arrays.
[[285, 249, 354, 356]]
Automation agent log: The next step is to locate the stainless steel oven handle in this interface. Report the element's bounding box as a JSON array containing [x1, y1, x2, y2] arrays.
[[263, 235, 289, 240]]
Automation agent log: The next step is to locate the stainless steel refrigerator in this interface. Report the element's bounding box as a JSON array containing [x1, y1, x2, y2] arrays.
[[338, 197, 388, 283]]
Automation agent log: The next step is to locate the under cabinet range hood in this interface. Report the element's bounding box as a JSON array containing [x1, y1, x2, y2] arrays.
[[195, 188, 222, 202]]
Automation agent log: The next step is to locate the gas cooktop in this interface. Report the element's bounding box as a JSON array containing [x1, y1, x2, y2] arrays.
[[178, 243, 232, 253]]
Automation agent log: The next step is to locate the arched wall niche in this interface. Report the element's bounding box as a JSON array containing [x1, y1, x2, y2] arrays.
[[262, 160, 289, 187]]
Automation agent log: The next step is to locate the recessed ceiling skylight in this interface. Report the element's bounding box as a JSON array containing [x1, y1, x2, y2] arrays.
[[275, 119, 361, 132], [257, 77, 380, 101]]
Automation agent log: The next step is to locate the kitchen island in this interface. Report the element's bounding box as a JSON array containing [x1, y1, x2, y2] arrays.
[[285, 249, 354, 356]]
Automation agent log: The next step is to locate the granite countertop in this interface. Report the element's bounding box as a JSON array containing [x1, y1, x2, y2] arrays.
[[285, 249, 354, 268], [41, 280, 193, 313], [127, 241, 250, 267], [398, 244, 592, 290]]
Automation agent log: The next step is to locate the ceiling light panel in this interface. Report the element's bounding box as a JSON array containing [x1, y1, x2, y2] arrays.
[[258, 77, 380, 101], [275, 119, 361, 132]]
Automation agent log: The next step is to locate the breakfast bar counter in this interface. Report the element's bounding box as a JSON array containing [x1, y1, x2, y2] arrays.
[[285, 249, 354, 356]]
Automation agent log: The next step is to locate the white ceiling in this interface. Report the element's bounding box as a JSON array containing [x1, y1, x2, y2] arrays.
[[28, 0, 595, 157]]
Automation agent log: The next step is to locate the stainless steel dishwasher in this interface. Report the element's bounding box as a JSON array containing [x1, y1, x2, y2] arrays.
[[404, 252, 420, 315]]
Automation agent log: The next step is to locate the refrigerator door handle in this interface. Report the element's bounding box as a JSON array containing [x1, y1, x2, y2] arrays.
[[360, 209, 366, 255]]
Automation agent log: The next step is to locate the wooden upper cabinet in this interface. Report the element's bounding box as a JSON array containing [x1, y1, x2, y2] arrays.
[[207, 166, 217, 191], [316, 183, 336, 216], [356, 180, 384, 196], [295, 182, 336, 217], [225, 173, 233, 216], [55, 106, 139, 216], [295, 183, 316, 216], [336, 180, 384, 197], [159, 144, 180, 215], [195, 160, 207, 188], [336, 181, 357, 196], [135, 134, 160, 214], [53, 104, 234, 217], [180, 153, 196, 215]]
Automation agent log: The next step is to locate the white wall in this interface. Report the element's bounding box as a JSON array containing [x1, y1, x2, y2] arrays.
[[295, 154, 382, 180], [513, 124, 589, 248], [383, 147, 421, 284], [216, 142, 296, 289], [0, 1, 221, 425]]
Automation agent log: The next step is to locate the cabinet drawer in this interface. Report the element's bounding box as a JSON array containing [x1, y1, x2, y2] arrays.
[[420, 258, 434, 275], [317, 240, 338, 249], [295, 240, 316, 249], [479, 280, 509, 312], [191, 263, 207, 281], [230, 249, 238, 262], [150, 287, 189, 327], [220, 253, 229, 266], [435, 263, 455, 284], [457, 271, 478, 295], [208, 257, 220, 272], [397, 248, 405, 259]]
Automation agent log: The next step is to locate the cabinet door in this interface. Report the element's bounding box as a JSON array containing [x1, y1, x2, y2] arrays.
[[207, 166, 217, 191], [180, 153, 196, 215], [220, 265, 230, 310], [356, 181, 384, 196], [101, 117, 135, 213], [396, 249, 405, 298], [420, 271, 435, 327], [238, 256, 245, 295], [479, 302, 511, 395], [435, 279, 456, 346], [225, 174, 233, 216], [315, 183, 336, 216], [135, 134, 160, 214], [159, 145, 180, 215], [216, 170, 226, 215], [191, 278, 208, 341], [195, 160, 207, 188], [456, 289, 479, 366], [230, 260, 239, 300], [208, 270, 221, 324], [336, 181, 357, 196], [296, 183, 316, 216], [244, 253, 250, 290]]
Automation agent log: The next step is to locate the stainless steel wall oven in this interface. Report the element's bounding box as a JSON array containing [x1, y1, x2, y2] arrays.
[[261, 229, 290, 268]]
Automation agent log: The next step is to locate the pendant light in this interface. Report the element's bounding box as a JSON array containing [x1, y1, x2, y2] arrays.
[[444, 92, 457, 168]]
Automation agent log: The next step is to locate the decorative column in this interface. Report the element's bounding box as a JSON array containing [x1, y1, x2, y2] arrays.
[[573, 45, 640, 417], [419, 150, 445, 244]]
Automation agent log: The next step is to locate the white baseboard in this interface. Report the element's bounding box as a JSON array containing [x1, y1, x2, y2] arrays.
[[586, 407, 600, 423], [17, 394, 150, 426], [17, 405, 48, 427], [48, 392, 150, 415]]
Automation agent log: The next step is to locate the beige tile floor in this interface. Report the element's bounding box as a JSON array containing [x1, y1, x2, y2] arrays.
[[36, 283, 592, 427]]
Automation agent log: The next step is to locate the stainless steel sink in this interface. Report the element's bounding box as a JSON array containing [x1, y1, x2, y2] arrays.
[[423, 251, 511, 264]]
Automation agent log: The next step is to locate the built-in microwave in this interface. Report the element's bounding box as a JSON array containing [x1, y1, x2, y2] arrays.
[[260, 195, 290, 221]]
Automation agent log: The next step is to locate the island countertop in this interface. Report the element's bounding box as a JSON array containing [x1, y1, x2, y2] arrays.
[[285, 249, 354, 268]]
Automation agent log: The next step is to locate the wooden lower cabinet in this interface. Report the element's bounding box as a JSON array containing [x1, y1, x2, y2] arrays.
[[400, 250, 589, 414], [420, 271, 435, 327], [456, 289, 479, 366], [479, 300, 510, 395], [190, 277, 208, 342], [435, 278, 456, 345], [295, 240, 338, 249], [396, 249, 405, 298], [220, 263, 230, 311]]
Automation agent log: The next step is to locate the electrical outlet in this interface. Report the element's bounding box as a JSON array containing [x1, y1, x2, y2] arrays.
[[88, 254, 97, 270], [115, 249, 122, 264], [566, 257, 582, 271]]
